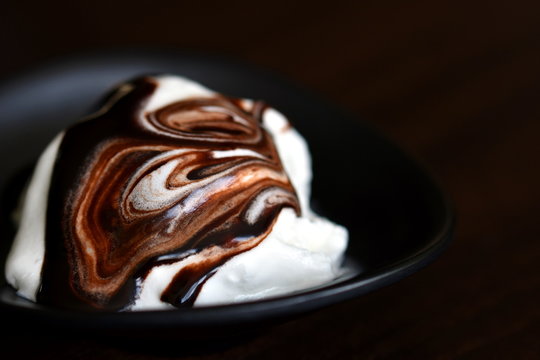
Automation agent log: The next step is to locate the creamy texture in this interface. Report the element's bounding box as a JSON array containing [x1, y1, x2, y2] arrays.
[[5, 76, 348, 310], [4, 133, 64, 300]]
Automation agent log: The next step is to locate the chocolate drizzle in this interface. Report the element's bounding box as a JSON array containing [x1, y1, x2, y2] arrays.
[[37, 77, 300, 310]]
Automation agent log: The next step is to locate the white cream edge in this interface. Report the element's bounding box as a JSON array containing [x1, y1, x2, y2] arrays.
[[5, 132, 64, 301]]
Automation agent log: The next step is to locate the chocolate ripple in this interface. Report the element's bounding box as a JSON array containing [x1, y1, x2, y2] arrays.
[[37, 77, 299, 310]]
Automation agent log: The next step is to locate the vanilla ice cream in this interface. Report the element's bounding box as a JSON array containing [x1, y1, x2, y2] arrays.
[[5, 75, 348, 311]]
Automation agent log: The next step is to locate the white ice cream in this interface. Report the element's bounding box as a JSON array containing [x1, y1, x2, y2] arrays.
[[5, 76, 348, 309]]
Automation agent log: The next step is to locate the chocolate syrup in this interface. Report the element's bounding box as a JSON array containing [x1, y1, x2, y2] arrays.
[[37, 77, 299, 311]]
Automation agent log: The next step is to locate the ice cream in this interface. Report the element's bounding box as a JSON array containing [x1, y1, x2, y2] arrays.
[[4, 75, 348, 311]]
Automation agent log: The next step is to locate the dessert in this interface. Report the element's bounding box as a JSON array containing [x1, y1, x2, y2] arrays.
[[4, 75, 348, 311]]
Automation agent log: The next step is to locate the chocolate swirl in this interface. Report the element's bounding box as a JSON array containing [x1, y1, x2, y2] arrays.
[[38, 77, 300, 310]]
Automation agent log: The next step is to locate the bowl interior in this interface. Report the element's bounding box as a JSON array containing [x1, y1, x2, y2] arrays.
[[0, 50, 453, 332]]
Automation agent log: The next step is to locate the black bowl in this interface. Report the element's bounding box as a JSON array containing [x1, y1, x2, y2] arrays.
[[0, 49, 453, 337]]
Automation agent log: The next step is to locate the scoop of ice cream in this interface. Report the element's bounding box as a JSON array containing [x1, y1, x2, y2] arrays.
[[4, 75, 348, 311]]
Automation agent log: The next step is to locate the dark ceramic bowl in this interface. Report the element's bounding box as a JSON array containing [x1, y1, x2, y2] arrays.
[[0, 50, 453, 338]]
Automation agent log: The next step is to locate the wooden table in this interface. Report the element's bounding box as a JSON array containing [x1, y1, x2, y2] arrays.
[[2, 0, 539, 358]]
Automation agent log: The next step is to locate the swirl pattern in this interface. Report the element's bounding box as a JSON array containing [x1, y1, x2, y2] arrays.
[[38, 77, 300, 310]]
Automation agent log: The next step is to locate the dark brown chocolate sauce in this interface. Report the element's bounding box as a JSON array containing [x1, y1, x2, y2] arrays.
[[37, 76, 299, 311]]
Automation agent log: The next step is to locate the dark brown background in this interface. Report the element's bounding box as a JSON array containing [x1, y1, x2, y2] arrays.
[[2, 0, 540, 358]]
